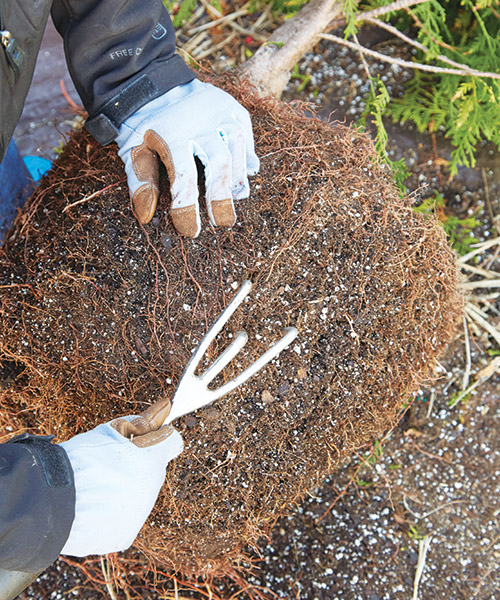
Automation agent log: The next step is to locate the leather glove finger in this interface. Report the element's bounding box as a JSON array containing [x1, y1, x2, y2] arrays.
[[166, 139, 201, 238], [122, 136, 160, 225], [192, 135, 236, 228], [217, 121, 250, 201], [230, 107, 260, 178], [116, 79, 260, 238], [111, 397, 174, 447], [129, 130, 201, 238]]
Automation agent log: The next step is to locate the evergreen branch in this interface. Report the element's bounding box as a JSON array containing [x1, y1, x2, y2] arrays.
[[404, 7, 455, 52], [357, 0, 430, 22], [353, 32, 372, 80], [319, 33, 500, 79], [364, 17, 479, 74], [328, 0, 430, 28], [468, 0, 496, 56]]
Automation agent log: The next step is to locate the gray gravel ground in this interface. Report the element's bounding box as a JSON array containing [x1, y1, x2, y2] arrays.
[[245, 352, 500, 599]]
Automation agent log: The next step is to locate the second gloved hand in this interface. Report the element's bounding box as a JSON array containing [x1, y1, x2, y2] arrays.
[[116, 79, 260, 238], [59, 399, 182, 557]]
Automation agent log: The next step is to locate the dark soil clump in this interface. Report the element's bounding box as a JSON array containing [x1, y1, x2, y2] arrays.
[[0, 77, 462, 578]]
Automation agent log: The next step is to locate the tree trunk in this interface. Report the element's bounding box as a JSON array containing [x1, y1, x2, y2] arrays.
[[236, 0, 344, 97]]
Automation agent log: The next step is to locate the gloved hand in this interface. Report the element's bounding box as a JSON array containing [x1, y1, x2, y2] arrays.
[[116, 79, 260, 238], [59, 399, 182, 557]]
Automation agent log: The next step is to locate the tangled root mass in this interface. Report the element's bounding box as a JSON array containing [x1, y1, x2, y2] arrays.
[[0, 77, 462, 576]]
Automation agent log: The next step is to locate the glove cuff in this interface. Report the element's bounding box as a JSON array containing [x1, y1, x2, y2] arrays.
[[86, 56, 196, 145]]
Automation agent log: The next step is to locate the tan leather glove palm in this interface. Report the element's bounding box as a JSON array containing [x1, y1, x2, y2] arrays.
[[116, 80, 260, 238]]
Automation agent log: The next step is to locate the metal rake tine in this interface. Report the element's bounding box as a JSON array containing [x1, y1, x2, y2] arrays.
[[183, 280, 253, 377], [209, 326, 298, 401], [201, 330, 248, 384]]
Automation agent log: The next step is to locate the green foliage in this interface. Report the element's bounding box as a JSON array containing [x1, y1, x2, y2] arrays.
[[276, 0, 310, 16], [408, 524, 426, 540], [355, 477, 373, 487], [165, 0, 499, 179], [164, 0, 198, 28], [358, 76, 409, 193], [413, 191, 481, 255], [447, 389, 470, 408], [53, 140, 65, 156], [290, 64, 312, 92], [385, 0, 500, 175], [249, 0, 309, 17], [412, 0, 448, 59], [365, 439, 384, 465], [264, 40, 285, 48], [343, 0, 361, 38]]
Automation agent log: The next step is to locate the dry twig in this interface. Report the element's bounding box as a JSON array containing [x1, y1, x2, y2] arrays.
[[319, 33, 500, 80], [412, 536, 432, 600], [462, 316, 471, 392]]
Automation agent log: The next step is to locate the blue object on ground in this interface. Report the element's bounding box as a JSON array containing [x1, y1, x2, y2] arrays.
[[23, 155, 53, 182], [0, 140, 33, 242]]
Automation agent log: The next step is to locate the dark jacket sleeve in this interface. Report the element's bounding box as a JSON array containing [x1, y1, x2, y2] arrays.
[[0, 434, 75, 573], [0, 0, 53, 162], [51, 0, 196, 145]]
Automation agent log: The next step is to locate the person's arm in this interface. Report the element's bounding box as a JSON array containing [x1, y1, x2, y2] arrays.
[[0, 398, 182, 573], [50, 0, 195, 145], [51, 0, 260, 238], [0, 434, 75, 573]]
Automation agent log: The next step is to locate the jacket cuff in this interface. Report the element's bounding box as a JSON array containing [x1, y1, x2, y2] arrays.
[[0, 434, 75, 573], [85, 55, 195, 145]]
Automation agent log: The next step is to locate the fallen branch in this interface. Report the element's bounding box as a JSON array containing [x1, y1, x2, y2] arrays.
[[460, 262, 498, 279], [403, 496, 465, 520], [426, 389, 435, 418], [459, 237, 500, 264], [327, 0, 431, 28], [357, 0, 430, 22], [461, 279, 500, 290], [412, 536, 432, 600], [447, 355, 500, 408], [462, 316, 471, 392], [319, 33, 500, 80], [195, 32, 238, 60], [364, 17, 478, 74], [187, 7, 250, 34], [465, 302, 500, 346], [237, 0, 344, 97]]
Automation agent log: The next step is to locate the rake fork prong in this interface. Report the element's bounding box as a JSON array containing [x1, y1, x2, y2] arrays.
[[162, 282, 298, 426], [201, 330, 248, 384], [210, 326, 298, 401], [183, 280, 252, 378]]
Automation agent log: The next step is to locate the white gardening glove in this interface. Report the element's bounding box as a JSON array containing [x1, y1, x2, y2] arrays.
[[116, 79, 260, 238], [59, 399, 182, 557]]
